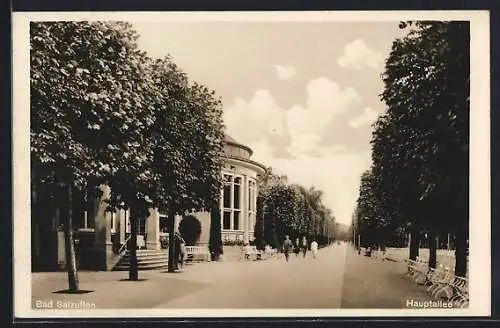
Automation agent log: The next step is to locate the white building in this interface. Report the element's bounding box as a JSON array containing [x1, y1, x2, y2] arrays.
[[31, 135, 267, 271]]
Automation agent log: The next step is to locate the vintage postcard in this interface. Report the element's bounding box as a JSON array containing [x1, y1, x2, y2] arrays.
[[13, 10, 490, 318]]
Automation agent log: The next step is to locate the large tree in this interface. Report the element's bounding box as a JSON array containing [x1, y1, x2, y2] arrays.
[[257, 168, 286, 248], [370, 21, 469, 275], [256, 168, 336, 249], [254, 196, 265, 251], [30, 21, 156, 288], [31, 21, 226, 282], [147, 57, 225, 272]]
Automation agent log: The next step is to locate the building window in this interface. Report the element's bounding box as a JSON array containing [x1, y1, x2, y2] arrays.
[[109, 212, 116, 233], [221, 172, 243, 231], [138, 216, 146, 235], [234, 177, 241, 209], [223, 211, 231, 230], [248, 179, 256, 231], [234, 211, 240, 230], [248, 179, 256, 212], [223, 175, 232, 208]]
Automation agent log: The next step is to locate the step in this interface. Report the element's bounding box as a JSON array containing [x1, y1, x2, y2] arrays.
[[127, 249, 167, 254], [113, 264, 168, 271], [112, 249, 170, 271], [114, 259, 168, 267], [118, 258, 168, 266], [125, 250, 168, 255], [122, 253, 168, 260]]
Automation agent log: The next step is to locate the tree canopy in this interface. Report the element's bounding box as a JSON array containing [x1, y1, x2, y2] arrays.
[[31, 20, 225, 216], [257, 169, 336, 248], [31, 21, 226, 280], [354, 21, 469, 276]]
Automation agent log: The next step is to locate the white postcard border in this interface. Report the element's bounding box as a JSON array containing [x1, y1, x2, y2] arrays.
[[12, 10, 491, 318]]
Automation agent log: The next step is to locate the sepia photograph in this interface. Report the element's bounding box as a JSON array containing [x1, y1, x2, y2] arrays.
[[12, 10, 490, 318]]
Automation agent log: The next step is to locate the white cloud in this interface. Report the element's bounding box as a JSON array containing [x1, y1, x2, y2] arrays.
[[274, 65, 297, 81], [286, 77, 361, 138], [249, 141, 371, 225], [224, 77, 366, 225], [224, 77, 361, 155], [224, 89, 285, 146], [337, 39, 384, 70], [285, 134, 347, 158], [348, 107, 380, 128]]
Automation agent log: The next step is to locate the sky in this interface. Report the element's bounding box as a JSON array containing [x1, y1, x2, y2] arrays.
[[131, 21, 406, 225]]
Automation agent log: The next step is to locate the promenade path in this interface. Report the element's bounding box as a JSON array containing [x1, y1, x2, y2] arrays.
[[31, 243, 430, 310], [155, 243, 346, 308], [341, 247, 430, 308]]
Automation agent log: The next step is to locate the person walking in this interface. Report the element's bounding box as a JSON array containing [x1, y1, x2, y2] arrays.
[[174, 233, 186, 272], [294, 238, 301, 257], [178, 236, 186, 271], [283, 235, 293, 262], [310, 240, 318, 259], [301, 236, 308, 258]]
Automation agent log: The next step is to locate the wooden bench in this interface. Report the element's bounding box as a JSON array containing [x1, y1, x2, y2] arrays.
[[404, 260, 469, 308], [264, 246, 277, 259], [241, 246, 262, 260], [137, 235, 146, 249], [185, 246, 211, 262], [448, 276, 469, 308], [405, 258, 428, 284]]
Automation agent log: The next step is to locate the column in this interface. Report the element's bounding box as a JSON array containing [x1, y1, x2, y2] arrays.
[[146, 207, 160, 250], [243, 176, 249, 244], [125, 209, 131, 234], [94, 184, 113, 270], [118, 208, 126, 244], [174, 214, 182, 233]]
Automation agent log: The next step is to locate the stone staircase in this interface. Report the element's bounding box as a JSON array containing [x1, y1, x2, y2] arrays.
[[112, 249, 168, 271]]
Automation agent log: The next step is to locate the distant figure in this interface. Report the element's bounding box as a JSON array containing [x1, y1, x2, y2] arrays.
[[365, 246, 372, 257], [243, 243, 251, 260], [172, 233, 186, 272], [301, 236, 308, 258], [283, 235, 293, 262], [311, 240, 318, 259], [178, 236, 186, 271], [294, 238, 301, 257]]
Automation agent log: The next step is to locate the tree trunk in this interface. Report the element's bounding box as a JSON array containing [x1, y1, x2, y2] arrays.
[[428, 230, 437, 269], [128, 203, 138, 281], [31, 181, 39, 271], [167, 208, 177, 273], [455, 231, 468, 277], [64, 183, 79, 292], [409, 226, 420, 261]]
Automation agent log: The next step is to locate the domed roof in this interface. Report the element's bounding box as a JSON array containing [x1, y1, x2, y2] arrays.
[[223, 134, 267, 175], [224, 134, 253, 157], [224, 134, 239, 144]]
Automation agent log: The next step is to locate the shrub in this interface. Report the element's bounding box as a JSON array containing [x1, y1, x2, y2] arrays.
[[179, 215, 202, 246]]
